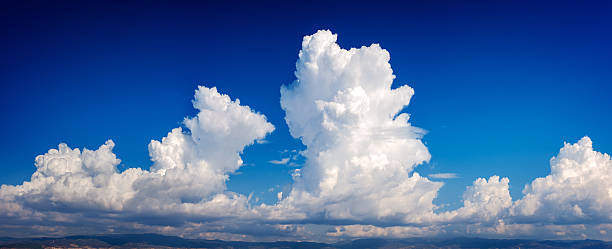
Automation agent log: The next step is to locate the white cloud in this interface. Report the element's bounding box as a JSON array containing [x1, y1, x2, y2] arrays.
[[428, 173, 459, 179], [268, 158, 290, 165], [272, 30, 442, 223], [431, 136, 612, 238], [256, 139, 269, 144], [511, 137, 612, 223], [443, 175, 512, 223], [0, 86, 274, 235]]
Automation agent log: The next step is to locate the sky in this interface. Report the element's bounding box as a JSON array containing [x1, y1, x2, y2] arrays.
[[1, 0, 611, 242]]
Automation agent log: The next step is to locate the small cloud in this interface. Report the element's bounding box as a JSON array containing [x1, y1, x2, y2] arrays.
[[269, 157, 290, 165], [256, 139, 270, 144], [291, 168, 301, 177], [428, 173, 459, 179]]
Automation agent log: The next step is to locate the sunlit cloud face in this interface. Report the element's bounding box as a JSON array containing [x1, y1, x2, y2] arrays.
[[1, 30, 611, 242]]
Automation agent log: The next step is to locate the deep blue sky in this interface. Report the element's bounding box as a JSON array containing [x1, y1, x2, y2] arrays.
[[1, 0, 610, 208]]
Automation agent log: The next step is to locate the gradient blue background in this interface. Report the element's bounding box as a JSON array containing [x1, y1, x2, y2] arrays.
[[1, 0, 610, 209]]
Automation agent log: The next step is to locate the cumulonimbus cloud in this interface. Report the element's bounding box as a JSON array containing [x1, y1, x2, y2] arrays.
[[1, 30, 611, 241]]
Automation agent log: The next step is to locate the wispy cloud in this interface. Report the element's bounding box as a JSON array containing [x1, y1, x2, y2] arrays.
[[428, 173, 459, 179], [268, 157, 290, 165]]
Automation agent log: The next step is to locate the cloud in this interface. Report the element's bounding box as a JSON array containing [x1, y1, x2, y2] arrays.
[[511, 137, 612, 224], [268, 158, 290, 165], [0, 86, 274, 236], [1, 30, 612, 242], [444, 175, 512, 223], [256, 139, 270, 144], [428, 173, 459, 179], [272, 30, 442, 223], [431, 137, 612, 239]]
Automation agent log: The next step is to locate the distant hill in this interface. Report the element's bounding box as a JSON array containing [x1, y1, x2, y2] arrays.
[[0, 233, 610, 248]]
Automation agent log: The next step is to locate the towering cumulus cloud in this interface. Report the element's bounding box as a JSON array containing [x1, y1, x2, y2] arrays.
[[277, 30, 442, 223], [141, 86, 274, 212], [0, 86, 274, 235], [448, 176, 512, 223], [512, 137, 612, 223]]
